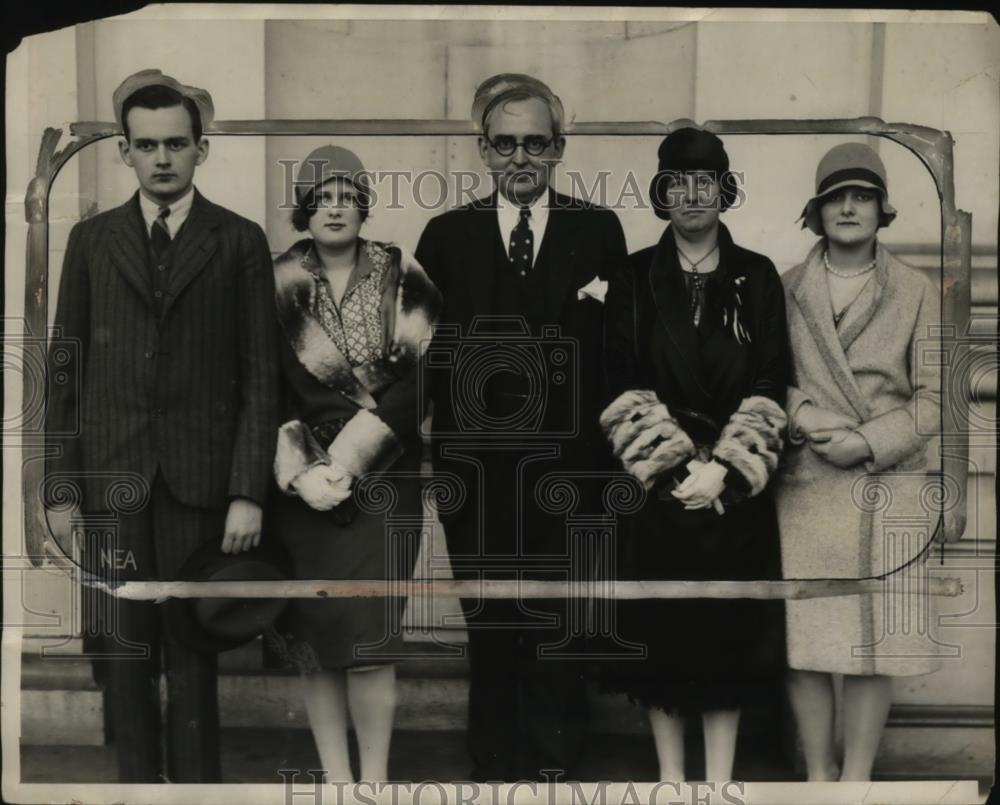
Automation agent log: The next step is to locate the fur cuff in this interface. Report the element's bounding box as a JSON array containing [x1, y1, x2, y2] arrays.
[[327, 410, 404, 477], [275, 420, 331, 493], [711, 396, 787, 497], [600, 390, 696, 490]]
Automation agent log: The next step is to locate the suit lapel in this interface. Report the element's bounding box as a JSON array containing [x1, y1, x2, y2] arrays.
[[537, 192, 581, 323], [462, 194, 502, 318], [108, 194, 153, 306], [789, 241, 871, 419], [647, 226, 712, 409], [163, 189, 219, 318]]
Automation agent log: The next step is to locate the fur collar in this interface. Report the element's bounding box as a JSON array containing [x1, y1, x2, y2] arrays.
[[274, 238, 441, 409]]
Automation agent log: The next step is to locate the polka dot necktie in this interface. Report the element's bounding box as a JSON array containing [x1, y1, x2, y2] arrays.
[[150, 205, 171, 258], [508, 206, 534, 277]]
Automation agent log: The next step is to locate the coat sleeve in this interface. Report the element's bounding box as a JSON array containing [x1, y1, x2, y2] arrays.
[[227, 221, 282, 505], [415, 214, 447, 299], [326, 253, 440, 479], [854, 275, 941, 472], [603, 257, 641, 401], [600, 256, 697, 488], [273, 334, 332, 494], [780, 268, 811, 444], [598, 208, 628, 282], [785, 386, 813, 445], [711, 262, 790, 497], [44, 222, 90, 508]]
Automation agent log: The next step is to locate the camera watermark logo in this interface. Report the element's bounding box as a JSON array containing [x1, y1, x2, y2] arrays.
[[420, 317, 578, 440], [4, 328, 81, 440], [914, 323, 997, 444]]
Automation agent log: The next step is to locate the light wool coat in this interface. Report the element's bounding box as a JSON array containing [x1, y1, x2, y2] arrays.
[[777, 240, 944, 676]]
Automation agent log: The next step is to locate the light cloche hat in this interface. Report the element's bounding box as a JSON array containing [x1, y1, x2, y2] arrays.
[[799, 142, 897, 235]]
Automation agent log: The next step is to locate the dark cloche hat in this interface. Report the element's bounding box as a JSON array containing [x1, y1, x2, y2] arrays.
[[650, 127, 736, 218]]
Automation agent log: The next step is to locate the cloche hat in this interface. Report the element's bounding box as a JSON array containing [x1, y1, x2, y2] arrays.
[[799, 142, 897, 235]]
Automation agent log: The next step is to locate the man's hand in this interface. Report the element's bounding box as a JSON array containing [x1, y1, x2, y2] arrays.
[[672, 460, 727, 512], [795, 402, 859, 439], [808, 428, 873, 469], [293, 464, 353, 512], [221, 497, 263, 554]]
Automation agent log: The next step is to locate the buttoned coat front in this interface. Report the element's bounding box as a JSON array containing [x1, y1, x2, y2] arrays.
[[46, 190, 281, 529], [777, 240, 943, 677]]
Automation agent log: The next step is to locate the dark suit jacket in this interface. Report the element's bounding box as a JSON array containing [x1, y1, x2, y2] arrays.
[[415, 190, 627, 543], [45, 190, 281, 514]]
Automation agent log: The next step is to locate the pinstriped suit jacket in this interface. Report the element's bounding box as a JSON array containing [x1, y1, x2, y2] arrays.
[[45, 189, 281, 514]]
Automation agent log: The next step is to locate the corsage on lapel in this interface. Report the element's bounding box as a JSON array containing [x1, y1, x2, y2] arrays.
[[721, 275, 751, 344], [600, 390, 696, 489], [711, 395, 786, 496]]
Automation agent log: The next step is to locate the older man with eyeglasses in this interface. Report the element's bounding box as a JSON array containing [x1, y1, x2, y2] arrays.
[[415, 73, 628, 781]]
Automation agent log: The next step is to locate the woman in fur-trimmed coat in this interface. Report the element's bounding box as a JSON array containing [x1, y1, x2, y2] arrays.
[[600, 129, 789, 782], [267, 146, 440, 783]]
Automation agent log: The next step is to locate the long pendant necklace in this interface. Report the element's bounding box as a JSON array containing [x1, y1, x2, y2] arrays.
[[676, 244, 718, 327]]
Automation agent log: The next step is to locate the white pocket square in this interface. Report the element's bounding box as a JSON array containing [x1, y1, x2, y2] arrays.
[[576, 277, 608, 303]]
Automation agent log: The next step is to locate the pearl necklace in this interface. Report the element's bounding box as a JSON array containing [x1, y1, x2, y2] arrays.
[[824, 250, 876, 279]]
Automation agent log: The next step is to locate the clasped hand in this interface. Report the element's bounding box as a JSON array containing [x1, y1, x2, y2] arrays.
[[671, 459, 727, 512], [808, 428, 872, 469], [795, 403, 871, 469], [294, 462, 354, 511]]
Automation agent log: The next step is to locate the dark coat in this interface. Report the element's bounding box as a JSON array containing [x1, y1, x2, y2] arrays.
[[599, 222, 791, 713], [605, 223, 789, 426], [267, 238, 440, 670], [415, 191, 628, 554], [45, 190, 281, 513]]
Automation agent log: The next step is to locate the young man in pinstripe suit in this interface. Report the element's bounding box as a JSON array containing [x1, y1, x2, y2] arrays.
[[44, 69, 280, 783]]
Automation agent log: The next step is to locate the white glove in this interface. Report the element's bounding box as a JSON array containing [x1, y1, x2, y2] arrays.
[[293, 463, 354, 511]]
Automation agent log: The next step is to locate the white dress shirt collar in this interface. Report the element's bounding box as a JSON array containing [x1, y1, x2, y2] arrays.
[[138, 185, 195, 239]]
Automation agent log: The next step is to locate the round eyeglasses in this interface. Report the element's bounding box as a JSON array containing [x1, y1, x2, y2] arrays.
[[486, 135, 554, 157]]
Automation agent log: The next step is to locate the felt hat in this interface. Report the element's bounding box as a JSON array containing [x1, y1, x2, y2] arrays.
[[470, 73, 564, 133], [172, 538, 292, 654], [799, 142, 897, 235], [112, 68, 215, 131], [294, 145, 370, 206], [649, 127, 736, 217]]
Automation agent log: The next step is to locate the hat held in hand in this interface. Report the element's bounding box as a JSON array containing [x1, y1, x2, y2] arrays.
[[173, 538, 292, 653]]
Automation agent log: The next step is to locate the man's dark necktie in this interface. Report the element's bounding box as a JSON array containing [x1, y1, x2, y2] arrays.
[[508, 206, 533, 277], [150, 205, 171, 257]]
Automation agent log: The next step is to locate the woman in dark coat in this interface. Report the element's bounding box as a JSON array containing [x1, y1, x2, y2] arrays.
[[601, 128, 789, 781], [267, 145, 440, 782]]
